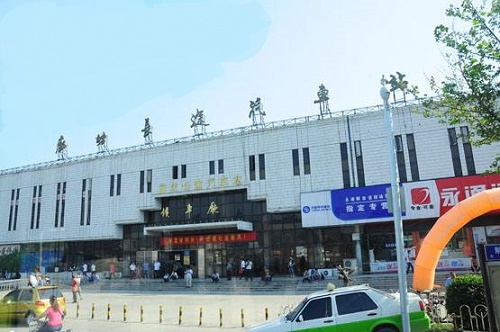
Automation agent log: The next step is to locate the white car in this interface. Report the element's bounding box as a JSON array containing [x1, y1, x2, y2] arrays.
[[247, 284, 430, 332]]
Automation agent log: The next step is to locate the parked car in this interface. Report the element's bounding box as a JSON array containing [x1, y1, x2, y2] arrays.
[[0, 285, 67, 326], [247, 284, 430, 332]]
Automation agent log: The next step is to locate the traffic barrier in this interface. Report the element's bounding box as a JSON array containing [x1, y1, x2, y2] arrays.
[[140, 305, 144, 323], [159, 305, 163, 324], [107, 303, 111, 320], [178, 305, 182, 325], [199, 307, 202, 326], [265, 307, 268, 320], [76, 303, 80, 318], [91, 303, 95, 320], [241, 308, 245, 327], [219, 308, 223, 327], [123, 304, 126, 322]]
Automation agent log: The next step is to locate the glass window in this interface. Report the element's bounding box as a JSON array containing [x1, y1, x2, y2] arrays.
[[209, 160, 215, 175], [249, 155, 256, 181], [218, 159, 224, 174], [110, 174, 115, 197], [172, 166, 178, 180], [299, 297, 332, 321], [139, 170, 145, 193], [292, 149, 300, 176], [147, 169, 153, 192], [181, 164, 186, 179], [336, 292, 377, 315], [303, 148, 310, 175], [259, 154, 265, 180]]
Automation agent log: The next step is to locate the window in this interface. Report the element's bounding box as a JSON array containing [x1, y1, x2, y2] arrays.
[[354, 141, 365, 186], [448, 128, 462, 176], [8, 189, 19, 231], [340, 143, 351, 188], [172, 166, 178, 180], [209, 161, 215, 175], [80, 179, 86, 226], [249, 155, 256, 181], [30, 185, 42, 229], [147, 169, 153, 192], [110, 174, 115, 196], [303, 148, 311, 175], [406, 134, 420, 181], [395, 135, 407, 183], [81, 178, 92, 226], [181, 165, 186, 179], [461, 126, 476, 175], [140, 170, 145, 193], [60, 182, 66, 227], [299, 297, 332, 321], [292, 149, 300, 176], [259, 154, 265, 180], [335, 292, 377, 315], [116, 174, 121, 196], [218, 159, 224, 174], [55, 182, 66, 227]]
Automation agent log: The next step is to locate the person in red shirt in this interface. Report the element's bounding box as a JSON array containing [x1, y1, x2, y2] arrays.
[[38, 295, 64, 332]]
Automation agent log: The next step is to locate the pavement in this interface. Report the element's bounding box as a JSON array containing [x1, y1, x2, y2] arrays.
[[0, 270, 460, 332]]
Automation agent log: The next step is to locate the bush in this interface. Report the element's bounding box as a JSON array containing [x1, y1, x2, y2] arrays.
[[426, 322, 455, 331], [445, 274, 485, 314], [445, 274, 487, 330]]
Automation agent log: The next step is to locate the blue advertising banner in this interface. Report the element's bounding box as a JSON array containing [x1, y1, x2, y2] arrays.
[[331, 184, 392, 221], [484, 244, 500, 261]]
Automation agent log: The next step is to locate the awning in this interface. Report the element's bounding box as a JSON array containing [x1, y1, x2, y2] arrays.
[[143, 220, 253, 235]]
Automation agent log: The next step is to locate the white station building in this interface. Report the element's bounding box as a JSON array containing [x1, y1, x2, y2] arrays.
[[1, 99, 499, 279]]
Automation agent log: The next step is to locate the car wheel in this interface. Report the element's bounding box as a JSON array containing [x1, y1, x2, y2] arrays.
[[376, 326, 399, 332], [25, 311, 37, 326]]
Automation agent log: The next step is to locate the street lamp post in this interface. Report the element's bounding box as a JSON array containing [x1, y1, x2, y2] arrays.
[[380, 82, 411, 332]]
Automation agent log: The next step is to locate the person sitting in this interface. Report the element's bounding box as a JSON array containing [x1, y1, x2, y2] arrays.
[[262, 267, 272, 283], [211, 272, 220, 283], [302, 269, 311, 283], [170, 270, 178, 281], [163, 272, 170, 283], [311, 269, 321, 281]]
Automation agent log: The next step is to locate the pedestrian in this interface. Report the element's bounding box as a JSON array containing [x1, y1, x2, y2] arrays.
[[82, 262, 88, 279], [185, 266, 193, 288], [90, 263, 96, 282], [109, 263, 116, 280], [154, 260, 161, 279], [470, 256, 479, 273], [71, 274, 83, 302], [444, 272, 456, 288], [143, 261, 150, 279], [226, 261, 232, 280], [211, 271, 220, 283], [288, 257, 295, 277], [405, 249, 414, 274], [129, 262, 137, 279], [338, 265, 351, 287], [239, 259, 246, 279], [245, 259, 253, 281]]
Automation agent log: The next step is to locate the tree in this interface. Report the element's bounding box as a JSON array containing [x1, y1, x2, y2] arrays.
[[419, 0, 500, 172]]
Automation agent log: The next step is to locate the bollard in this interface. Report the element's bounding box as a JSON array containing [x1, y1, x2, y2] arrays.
[[123, 304, 127, 322], [91, 303, 95, 320], [241, 308, 245, 327], [107, 303, 111, 321], [159, 305, 163, 324], [265, 307, 268, 320], [219, 308, 223, 327], [199, 307, 202, 326], [76, 303, 80, 318], [140, 305, 144, 323], [179, 306, 182, 325]]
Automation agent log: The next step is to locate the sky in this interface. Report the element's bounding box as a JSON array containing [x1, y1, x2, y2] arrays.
[[0, 0, 453, 170]]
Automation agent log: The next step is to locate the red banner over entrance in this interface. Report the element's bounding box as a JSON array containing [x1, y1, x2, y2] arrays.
[[160, 232, 257, 246]]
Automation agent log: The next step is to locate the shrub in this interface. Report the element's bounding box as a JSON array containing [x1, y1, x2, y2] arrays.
[[445, 274, 487, 330], [426, 322, 456, 331]]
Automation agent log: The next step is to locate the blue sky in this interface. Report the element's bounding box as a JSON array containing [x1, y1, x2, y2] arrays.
[[0, 0, 451, 170]]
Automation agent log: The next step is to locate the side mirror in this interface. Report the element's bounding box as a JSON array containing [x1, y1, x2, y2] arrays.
[[297, 314, 304, 322]]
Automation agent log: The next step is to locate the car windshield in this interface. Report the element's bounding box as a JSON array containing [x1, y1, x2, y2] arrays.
[[37, 288, 63, 300], [286, 298, 307, 321]]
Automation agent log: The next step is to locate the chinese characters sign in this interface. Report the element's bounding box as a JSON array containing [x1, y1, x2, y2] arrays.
[[160, 232, 257, 246]]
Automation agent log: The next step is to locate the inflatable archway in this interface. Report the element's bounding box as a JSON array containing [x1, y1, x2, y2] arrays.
[[413, 187, 500, 292]]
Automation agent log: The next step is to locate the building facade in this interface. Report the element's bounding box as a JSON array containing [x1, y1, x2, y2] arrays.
[[1, 102, 499, 279]]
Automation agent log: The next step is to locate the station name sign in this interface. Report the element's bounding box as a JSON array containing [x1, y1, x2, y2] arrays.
[[160, 232, 257, 246]]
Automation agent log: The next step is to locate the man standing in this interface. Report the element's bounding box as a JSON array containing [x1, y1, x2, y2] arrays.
[[185, 266, 193, 288], [143, 261, 150, 279], [405, 249, 414, 274], [245, 259, 253, 281], [154, 260, 161, 279]]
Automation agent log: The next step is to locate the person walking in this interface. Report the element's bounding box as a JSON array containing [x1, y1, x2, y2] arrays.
[[405, 249, 414, 274], [185, 266, 193, 288], [71, 274, 83, 303], [245, 259, 253, 281], [143, 261, 150, 279], [288, 257, 296, 277], [226, 261, 232, 281]]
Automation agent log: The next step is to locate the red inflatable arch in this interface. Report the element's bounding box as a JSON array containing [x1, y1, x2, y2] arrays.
[[413, 187, 500, 292]]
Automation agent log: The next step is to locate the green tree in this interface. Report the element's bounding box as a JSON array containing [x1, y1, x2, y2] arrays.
[[419, 0, 500, 172]]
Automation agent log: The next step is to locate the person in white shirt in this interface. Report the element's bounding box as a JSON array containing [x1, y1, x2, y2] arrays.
[[184, 266, 193, 288], [245, 259, 253, 281], [153, 260, 161, 279]]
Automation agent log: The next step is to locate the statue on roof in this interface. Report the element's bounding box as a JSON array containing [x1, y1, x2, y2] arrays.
[[190, 109, 209, 136], [96, 131, 108, 153], [314, 84, 331, 118], [249, 97, 265, 126], [55, 135, 68, 160], [141, 117, 153, 144]]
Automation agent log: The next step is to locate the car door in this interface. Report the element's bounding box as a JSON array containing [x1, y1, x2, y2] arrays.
[[17, 288, 34, 318], [290, 296, 336, 332], [0, 289, 21, 324], [334, 291, 382, 332]]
